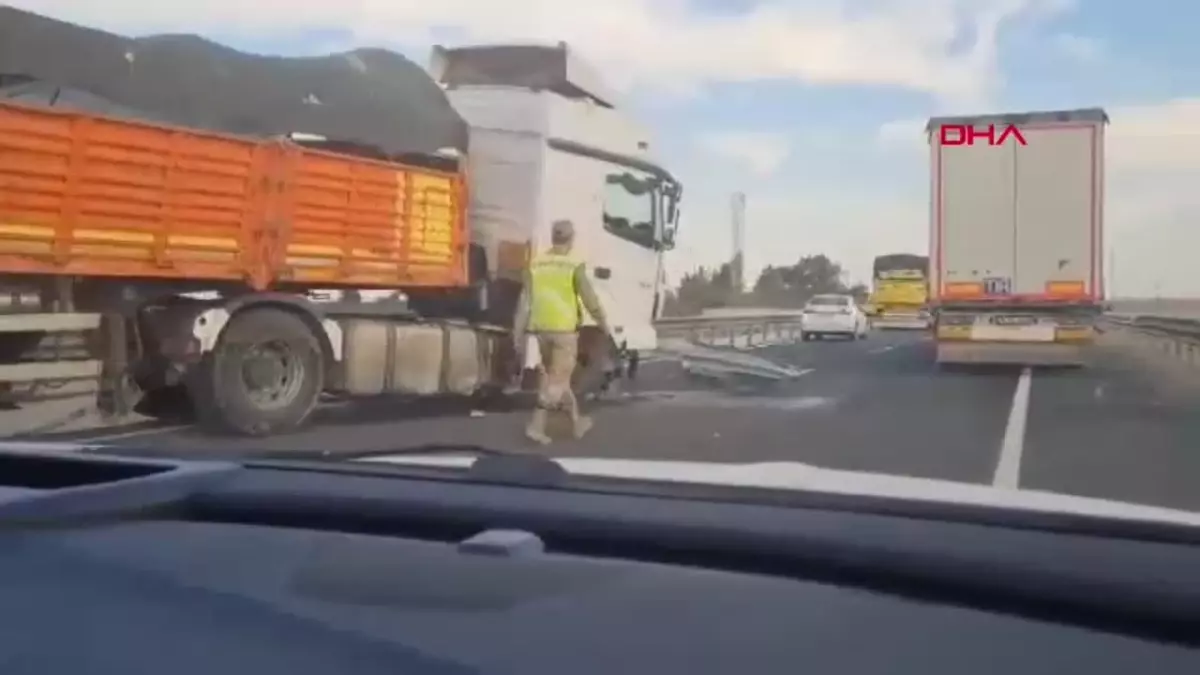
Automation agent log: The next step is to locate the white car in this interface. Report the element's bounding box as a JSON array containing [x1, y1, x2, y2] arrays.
[[800, 294, 869, 341]]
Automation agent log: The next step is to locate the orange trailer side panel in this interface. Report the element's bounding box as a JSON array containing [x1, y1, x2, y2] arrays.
[[0, 101, 268, 284], [0, 101, 468, 290], [276, 146, 466, 288]]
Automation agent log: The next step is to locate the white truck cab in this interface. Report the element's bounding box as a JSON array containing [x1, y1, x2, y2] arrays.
[[429, 43, 682, 354]]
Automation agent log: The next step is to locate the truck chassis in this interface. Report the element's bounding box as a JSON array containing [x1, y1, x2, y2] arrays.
[[0, 276, 627, 437]]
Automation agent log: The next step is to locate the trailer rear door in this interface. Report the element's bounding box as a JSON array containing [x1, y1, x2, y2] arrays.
[[1013, 125, 1101, 299]]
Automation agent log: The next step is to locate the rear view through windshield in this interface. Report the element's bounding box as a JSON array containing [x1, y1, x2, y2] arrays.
[[809, 296, 851, 307]]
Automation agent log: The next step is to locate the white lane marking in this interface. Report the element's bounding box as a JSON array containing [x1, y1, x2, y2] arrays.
[[73, 424, 188, 444], [868, 345, 895, 354], [993, 367, 1033, 489]]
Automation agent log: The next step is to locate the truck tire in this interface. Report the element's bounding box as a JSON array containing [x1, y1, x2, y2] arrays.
[[190, 307, 324, 436]]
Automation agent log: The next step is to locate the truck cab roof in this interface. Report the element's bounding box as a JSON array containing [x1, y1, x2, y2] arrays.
[[429, 42, 619, 109]]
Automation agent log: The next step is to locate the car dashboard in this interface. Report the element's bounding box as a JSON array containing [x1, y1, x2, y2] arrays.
[[1, 448, 1199, 674]]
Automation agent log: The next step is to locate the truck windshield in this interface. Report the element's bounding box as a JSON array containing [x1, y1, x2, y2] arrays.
[[603, 171, 660, 250], [876, 270, 926, 280]]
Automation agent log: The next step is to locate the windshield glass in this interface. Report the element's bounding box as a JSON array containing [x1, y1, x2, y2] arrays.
[[808, 295, 851, 307], [6, 3, 1200, 533], [602, 170, 660, 250]]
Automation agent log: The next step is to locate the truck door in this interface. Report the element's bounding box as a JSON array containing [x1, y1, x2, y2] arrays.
[[589, 169, 661, 350], [540, 149, 663, 352], [938, 134, 1017, 298], [1013, 125, 1098, 298]]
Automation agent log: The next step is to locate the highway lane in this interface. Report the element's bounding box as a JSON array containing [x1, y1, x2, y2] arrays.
[[1021, 343, 1200, 513], [29, 328, 1200, 515]]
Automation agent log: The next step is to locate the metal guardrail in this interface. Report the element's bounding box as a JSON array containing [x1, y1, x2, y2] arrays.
[[648, 314, 810, 382], [654, 314, 807, 349], [1105, 313, 1200, 334], [1101, 313, 1200, 366], [658, 311, 1200, 338], [653, 311, 1200, 372]]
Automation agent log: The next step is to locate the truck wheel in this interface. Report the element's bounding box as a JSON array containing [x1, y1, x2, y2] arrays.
[[190, 307, 324, 436]]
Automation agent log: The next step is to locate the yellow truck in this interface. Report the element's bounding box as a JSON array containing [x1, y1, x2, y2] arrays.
[[865, 254, 930, 329]]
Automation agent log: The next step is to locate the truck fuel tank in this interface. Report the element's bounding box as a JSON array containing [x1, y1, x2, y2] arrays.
[[340, 320, 505, 396]]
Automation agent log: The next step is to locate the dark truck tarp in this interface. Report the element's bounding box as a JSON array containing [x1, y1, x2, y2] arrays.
[[873, 254, 929, 277], [0, 6, 468, 159], [0, 78, 177, 123]]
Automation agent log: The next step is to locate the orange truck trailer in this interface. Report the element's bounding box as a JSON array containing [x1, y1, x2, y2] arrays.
[[0, 97, 502, 435], [0, 19, 683, 436]]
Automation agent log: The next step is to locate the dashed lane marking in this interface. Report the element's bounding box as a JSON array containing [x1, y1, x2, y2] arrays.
[[993, 367, 1032, 489]]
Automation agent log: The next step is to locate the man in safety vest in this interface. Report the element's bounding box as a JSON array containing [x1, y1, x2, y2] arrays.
[[513, 219, 611, 445]]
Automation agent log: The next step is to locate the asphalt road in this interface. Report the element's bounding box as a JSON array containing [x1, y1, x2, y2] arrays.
[[31, 327, 1200, 515]]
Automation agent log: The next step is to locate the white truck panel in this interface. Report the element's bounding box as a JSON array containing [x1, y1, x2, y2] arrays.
[[929, 109, 1106, 304], [1013, 126, 1099, 296], [545, 94, 655, 160], [455, 124, 545, 281], [936, 139, 1016, 293]]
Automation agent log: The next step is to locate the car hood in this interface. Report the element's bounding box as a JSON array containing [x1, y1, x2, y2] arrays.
[[361, 454, 1200, 528]]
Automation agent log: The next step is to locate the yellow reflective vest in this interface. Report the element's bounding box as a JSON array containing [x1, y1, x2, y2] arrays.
[[528, 251, 582, 332]]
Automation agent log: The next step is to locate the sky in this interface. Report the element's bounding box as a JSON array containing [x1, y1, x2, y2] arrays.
[[11, 0, 1200, 297]]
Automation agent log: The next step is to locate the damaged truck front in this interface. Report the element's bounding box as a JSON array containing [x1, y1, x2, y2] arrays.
[[0, 8, 681, 435]]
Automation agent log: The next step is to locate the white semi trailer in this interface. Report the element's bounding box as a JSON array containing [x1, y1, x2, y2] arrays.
[[927, 108, 1108, 367]]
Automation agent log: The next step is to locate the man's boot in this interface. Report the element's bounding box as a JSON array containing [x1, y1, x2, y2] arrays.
[[572, 415, 594, 439], [561, 390, 592, 439], [525, 408, 551, 445]]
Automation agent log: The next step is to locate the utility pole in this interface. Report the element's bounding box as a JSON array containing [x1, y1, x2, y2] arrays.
[[731, 192, 746, 293], [1107, 248, 1116, 298]]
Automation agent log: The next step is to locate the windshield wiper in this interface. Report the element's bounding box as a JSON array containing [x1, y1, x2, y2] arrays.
[[247, 444, 571, 488], [251, 443, 513, 462]]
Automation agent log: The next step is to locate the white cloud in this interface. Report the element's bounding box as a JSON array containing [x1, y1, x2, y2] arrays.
[[1107, 99, 1200, 174], [696, 131, 793, 176], [7, 0, 1069, 104], [877, 117, 930, 150], [1103, 99, 1200, 295]]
